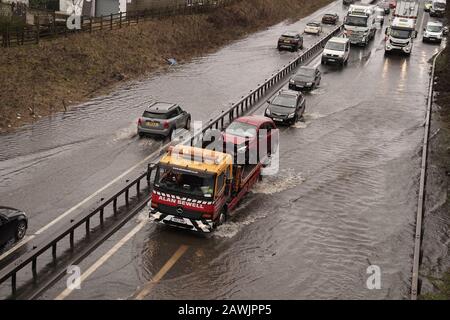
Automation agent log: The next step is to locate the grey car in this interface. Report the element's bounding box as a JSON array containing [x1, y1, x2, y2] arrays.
[[137, 102, 191, 138], [264, 90, 306, 125], [289, 66, 321, 91], [0, 206, 28, 247]]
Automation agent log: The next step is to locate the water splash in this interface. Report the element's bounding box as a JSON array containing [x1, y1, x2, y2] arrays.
[[112, 120, 138, 142], [252, 168, 305, 195], [303, 112, 325, 121]]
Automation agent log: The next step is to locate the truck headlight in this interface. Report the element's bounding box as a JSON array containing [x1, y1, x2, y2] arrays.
[[265, 108, 271, 115], [289, 79, 295, 84], [306, 82, 313, 86], [288, 113, 295, 118]]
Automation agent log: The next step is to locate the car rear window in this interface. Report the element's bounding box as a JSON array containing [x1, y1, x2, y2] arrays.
[[143, 111, 170, 119]]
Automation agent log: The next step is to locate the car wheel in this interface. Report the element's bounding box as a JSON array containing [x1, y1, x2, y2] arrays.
[[15, 221, 27, 241], [185, 117, 191, 130], [138, 132, 144, 138]]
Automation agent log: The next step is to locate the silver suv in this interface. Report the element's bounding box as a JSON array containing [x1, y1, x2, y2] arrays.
[[137, 102, 191, 138]]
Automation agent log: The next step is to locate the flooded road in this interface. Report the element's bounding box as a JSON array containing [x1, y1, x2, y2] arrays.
[[0, 0, 342, 241], [1, 1, 444, 300]]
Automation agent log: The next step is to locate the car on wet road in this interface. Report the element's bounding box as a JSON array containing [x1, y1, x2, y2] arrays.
[[137, 102, 191, 138], [222, 116, 277, 161], [389, 0, 397, 9], [304, 22, 322, 35], [277, 31, 303, 51], [322, 13, 339, 25], [0, 207, 28, 248], [321, 37, 350, 66], [423, 21, 448, 43], [378, 0, 391, 13], [289, 66, 321, 91], [265, 90, 306, 125]]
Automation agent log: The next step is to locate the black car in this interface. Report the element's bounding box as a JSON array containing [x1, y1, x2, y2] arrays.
[[277, 31, 304, 52], [0, 207, 28, 247], [264, 90, 306, 125], [343, 0, 355, 5], [322, 13, 339, 25], [289, 66, 321, 91]]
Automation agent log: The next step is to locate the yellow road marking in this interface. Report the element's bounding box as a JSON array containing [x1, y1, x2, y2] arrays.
[[135, 245, 189, 300]]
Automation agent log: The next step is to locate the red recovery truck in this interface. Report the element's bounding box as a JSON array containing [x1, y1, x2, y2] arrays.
[[149, 145, 262, 232], [149, 115, 277, 233]]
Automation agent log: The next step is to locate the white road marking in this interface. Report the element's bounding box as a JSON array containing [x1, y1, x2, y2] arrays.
[[0, 146, 163, 263], [0, 236, 34, 261], [54, 219, 148, 300]]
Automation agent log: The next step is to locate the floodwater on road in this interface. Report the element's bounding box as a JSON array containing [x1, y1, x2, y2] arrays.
[[1, 1, 446, 300]]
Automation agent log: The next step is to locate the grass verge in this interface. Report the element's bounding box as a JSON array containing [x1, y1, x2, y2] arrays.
[[0, 0, 334, 132]]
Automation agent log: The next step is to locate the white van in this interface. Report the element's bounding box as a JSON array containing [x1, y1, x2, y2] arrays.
[[321, 37, 350, 66], [430, 0, 446, 17]]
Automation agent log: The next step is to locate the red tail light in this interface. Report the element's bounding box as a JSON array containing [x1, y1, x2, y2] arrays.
[[163, 121, 169, 129], [202, 213, 212, 219], [138, 118, 142, 125]]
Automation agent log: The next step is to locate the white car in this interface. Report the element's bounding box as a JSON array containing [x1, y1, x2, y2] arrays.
[[321, 37, 350, 66], [423, 21, 448, 43], [304, 22, 322, 35]]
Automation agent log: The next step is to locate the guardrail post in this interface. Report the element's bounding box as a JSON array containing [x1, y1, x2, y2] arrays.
[[70, 230, 74, 250], [11, 273, 17, 295], [119, 12, 122, 28], [52, 243, 57, 264], [136, 179, 141, 197], [110, 14, 113, 30], [125, 189, 129, 206], [32, 258, 37, 282], [99, 208, 104, 226], [113, 198, 117, 216], [86, 218, 90, 236]]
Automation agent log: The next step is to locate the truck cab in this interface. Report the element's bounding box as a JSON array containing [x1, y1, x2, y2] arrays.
[[385, 17, 417, 55], [343, 4, 377, 46], [149, 145, 262, 233]]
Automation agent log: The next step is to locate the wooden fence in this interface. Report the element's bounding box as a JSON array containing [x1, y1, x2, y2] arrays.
[[1, 0, 237, 48]]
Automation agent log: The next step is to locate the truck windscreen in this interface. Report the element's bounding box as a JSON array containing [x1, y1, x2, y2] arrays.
[[155, 166, 215, 198], [345, 15, 368, 27], [435, 2, 446, 9], [390, 28, 412, 39]]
